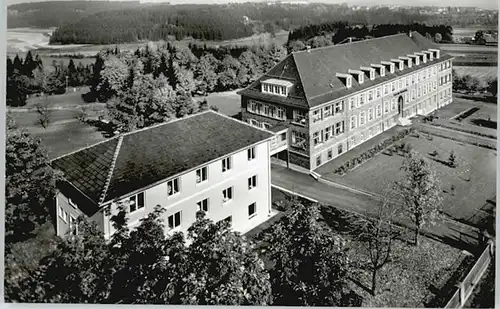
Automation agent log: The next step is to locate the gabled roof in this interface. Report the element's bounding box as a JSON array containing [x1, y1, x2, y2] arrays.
[[238, 31, 451, 109], [52, 111, 273, 207]]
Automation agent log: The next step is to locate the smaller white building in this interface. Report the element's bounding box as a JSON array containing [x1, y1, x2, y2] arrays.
[[52, 111, 275, 239]]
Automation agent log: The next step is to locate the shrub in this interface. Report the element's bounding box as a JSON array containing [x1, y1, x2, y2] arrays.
[[431, 150, 438, 157], [449, 150, 457, 168]]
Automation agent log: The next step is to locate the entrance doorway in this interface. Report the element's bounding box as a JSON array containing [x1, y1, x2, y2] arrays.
[[398, 95, 404, 117]]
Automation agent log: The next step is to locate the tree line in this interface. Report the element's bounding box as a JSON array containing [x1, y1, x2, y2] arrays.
[[84, 41, 286, 132], [286, 23, 453, 53], [39, 2, 490, 45], [6, 52, 93, 106], [452, 69, 497, 96]]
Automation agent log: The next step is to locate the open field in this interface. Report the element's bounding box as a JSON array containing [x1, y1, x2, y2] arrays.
[[194, 90, 241, 117], [439, 44, 497, 66], [453, 66, 498, 80], [7, 27, 55, 53], [320, 133, 496, 224], [431, 96, 497, 130]]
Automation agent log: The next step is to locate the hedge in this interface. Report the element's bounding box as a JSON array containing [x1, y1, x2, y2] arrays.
[[333, 128, 415, 175], [418, 129, 497, 151]]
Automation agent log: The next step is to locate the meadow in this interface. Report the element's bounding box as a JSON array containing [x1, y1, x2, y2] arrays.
[[453, 66, 498, 80]]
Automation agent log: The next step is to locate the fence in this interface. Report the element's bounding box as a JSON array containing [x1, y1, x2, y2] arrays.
[[445, 242, 494, 308]]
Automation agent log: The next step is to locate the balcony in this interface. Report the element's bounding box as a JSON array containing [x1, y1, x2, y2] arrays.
[[268, 125, 289, 156]]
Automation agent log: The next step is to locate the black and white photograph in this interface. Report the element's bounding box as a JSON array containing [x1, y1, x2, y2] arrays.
[[2, 0, 498, 306]]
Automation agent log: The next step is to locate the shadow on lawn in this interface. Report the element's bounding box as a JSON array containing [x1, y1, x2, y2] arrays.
[[470, 118, 497, 129]]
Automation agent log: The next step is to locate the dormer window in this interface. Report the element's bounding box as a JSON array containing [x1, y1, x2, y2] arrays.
[[261, 79, 293, 97], [422, 54, 427, 63], [348, 69, 364, 84], [360, 67, 375, 81], [336, 73, 352, 89], [390, 64, 395, 73], [380, 67, 385, 76], [429, 48, 440, 59]]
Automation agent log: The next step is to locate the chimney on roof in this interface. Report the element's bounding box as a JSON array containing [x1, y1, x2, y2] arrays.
[[409, 31, 412, 38]]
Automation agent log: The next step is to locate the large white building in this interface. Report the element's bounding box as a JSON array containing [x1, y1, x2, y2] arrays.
[[238, 31, 453, 170], [52, 111, 275, 239]]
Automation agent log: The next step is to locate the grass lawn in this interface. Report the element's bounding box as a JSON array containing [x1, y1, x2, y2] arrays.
[[9, 110, 107, 159], [347, 236, 475, 307], [194, 89, 242, 117], [321, 133, 496, 224], [454, 66, 498, 80], [22, 87, 91, 109]]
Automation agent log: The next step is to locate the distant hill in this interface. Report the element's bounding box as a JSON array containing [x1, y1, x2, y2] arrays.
[[7, 1, 144, 28]]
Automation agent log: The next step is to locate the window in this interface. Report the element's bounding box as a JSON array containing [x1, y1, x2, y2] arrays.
[[384, 84, 388, 95], [293, 110, 307, 125], [368, 90, 373, 101], [277, 107, 285, 120], [369, 128, 373, 136], [69, 215, 77, 235], [376, 105, 382, 117], [350, 97, 356, 110], [263, 84, 268, 92], [380, 67, 386, 76], [58, 206, 68, 223], [390, 63, 395, 73], [391, 82, 395, 92], [368, 108, 373, 121], [222, 157, 232, 172], [291, 130, 307, 149], [247, 147, 255, 161], [316, 155, 321, 166], [129, 192, 145, 212], [376, 87, 381, 98], [359, 93, 365, 105], [370, 70, 375, 80], [335, 121, 344, 135], [197, 198, 209, 212], [313, 131, 322, 146], [399, 79, 403, 89], [327, 149, 333, 159], [350, 116, 356, 129], [68, 198, 76, 208], [196, 166, 208, 183], [281, 86, 286, 95], [167, 178, 179, 196], [338, 144, 343, 154], [249, 118, 260, 127], [324, 126, 332, 140], [312, 109, 322, 123], [360, 112, 365, 125], [248, 202, 257, 219], [168, 211, 182, 230], [324, 105, 332, 117], [334, 100, 343, 113], [384, 102, 389, 113], [222, 187, 233, 203], [346, 76, 352, 88], [248, 175, 257, 190]]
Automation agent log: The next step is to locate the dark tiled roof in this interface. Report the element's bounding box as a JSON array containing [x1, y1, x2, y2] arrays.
[[239, 31, 450, 108], [269, 124, 288, 133], [52, 111, 273, 205]]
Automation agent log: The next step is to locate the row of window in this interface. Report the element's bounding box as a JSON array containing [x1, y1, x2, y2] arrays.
[[167, 201, 258, 230], [247, 100, 286, 121], [129, 174, 258, 217], [315, 143, 344, 167], [350, 104, 384, 130], [312, 101, 344, 123], [249, 118, 271, 130], [126, 148, 257, 214], [439, 60, 452, 71], [262, 83, 290, 97], [291, 130, 307, 150], [440, 73, 452, 86], [312, 121, 345, 146]]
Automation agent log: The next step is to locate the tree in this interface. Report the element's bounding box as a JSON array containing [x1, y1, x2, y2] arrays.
[[352, 191, 398, 295], [487, 78, 497, 97], [425, 32, 432, 40], [97, 55, 129, 102], [287, 40, 306, 53], [178, 211, 272, 305], [194, 53, 219, 95], [395, 151, 443, 246], [474, 30, 486, 45], [217, 55, 242, 91], [448, 150, 457, 168], [5, 117, 59, 244], [15, 218, 113, 303], [238, 50, 263, 85], [263, 199, 358, 306], [35, 102, 52, 129], [434, 32, 442, 43]]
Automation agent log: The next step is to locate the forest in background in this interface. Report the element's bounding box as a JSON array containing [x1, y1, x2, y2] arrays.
[[8, 2, 498, 45]]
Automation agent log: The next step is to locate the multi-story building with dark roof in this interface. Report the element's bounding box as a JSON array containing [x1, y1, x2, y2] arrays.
[[51, 111, 275, 239], [237, 31, 454, 170]]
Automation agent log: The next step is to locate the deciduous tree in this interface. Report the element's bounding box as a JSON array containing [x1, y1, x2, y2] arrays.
[[395, 151, 442, 246]]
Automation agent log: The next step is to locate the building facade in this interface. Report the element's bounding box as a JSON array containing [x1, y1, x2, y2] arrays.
[[52, 111, 274, 239], [238, 32, 453, 170]]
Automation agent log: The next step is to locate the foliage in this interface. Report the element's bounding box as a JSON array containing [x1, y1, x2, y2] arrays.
[[5, 117, 59, 245], [263, 199, 359, 306], [394, 151, 443, 246], [35, 102, 52, 129], [351, 192, 398, 295], [12, 206, 271, 305], [448, 150, 457, 168], [334, 128, 415, 175]]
